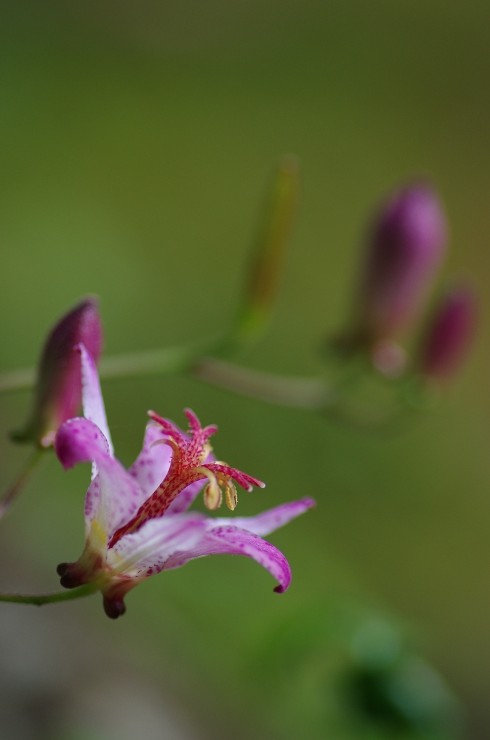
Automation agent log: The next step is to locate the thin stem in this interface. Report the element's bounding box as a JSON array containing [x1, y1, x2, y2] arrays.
[[233, 155, 300, 346], [0, 448, 45, 519], [193, 357, 331, 408], [0, 333, 225, 394], [0, 343, 375, 413], [0, 367, 35, 394], [0, 333, 333, 409], [193, 356, 413, 430], [0, 583, 99, 607], [0, 335, 410, 421], [98, 334, 224, 380]]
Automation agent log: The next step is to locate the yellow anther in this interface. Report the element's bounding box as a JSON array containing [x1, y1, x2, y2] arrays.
[[203, 479, 222, 510], [225, 480, 238, 511]]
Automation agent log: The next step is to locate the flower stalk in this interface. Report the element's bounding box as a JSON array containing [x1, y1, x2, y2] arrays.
[[0, 583, 99, 607], [0, 341, 333, 411], [0, 448, 45, 519], [0, 333, 226, 395]]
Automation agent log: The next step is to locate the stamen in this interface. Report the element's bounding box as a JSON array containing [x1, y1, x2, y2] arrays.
[[197, 467, 223, 510], [203, 481, 222, 510], [108, 409, 264, 548], [225, 480, 238, 511]]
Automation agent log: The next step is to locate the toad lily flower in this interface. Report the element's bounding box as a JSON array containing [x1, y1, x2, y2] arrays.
[[55, 345, 315, 618]]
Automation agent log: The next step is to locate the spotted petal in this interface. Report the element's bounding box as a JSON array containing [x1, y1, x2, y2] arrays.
[[161, 523, 293, 592], [107, 513, 207, 577], [210, 497, 315, 536], [55, 417, 145, 538], [128, 422, 171, 501]]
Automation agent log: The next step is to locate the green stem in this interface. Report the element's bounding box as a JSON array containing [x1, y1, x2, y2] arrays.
[[193, 358, 408, 428], [0, 341, 414, 424], [233, 155, 300, 347], [0, 583, 99, 607], [98, 333, 224, 380], [0, 367, 35, 393], [0, 333, 225, 394], [0, 448, 45, 519], [0, 334, 336, 410], [0, 331, 411, 420], [193, 357, 331, 408]]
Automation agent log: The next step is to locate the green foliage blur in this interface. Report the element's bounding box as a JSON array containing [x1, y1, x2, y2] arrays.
[[1, 1, 489, 738]]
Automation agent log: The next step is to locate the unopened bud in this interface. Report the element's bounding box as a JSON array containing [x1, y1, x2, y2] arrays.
[[355, 183, 447, 344], [13, 297, 102, 447], [418, 288, 476, 380]]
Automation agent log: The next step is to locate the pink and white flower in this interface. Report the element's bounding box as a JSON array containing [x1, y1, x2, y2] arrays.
[[55, 345, 314, 618]]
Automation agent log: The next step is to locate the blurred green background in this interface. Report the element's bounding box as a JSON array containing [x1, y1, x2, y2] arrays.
[[1, 1, 490, 738]]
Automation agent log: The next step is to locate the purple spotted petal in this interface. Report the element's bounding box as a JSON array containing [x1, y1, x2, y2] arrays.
[[162, 523, 293, 592], [128, 422, 172, 500], [55, 417, 145, 537], [77, 344, 113, 456], [107, 513, 207, 577], [55, 417, 111, 470], [210, 497, 315, 536]]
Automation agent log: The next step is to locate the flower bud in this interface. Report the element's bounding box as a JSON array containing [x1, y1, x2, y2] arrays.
[[356, 183, 447, 343], [418, 288, 476, 380], [13, 297, 102, 447]]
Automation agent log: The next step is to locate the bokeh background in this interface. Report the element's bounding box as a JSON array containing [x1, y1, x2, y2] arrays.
[[1, 1, 489, 738]]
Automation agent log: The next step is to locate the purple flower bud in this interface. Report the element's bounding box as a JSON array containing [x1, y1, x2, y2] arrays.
[[13, 297, 102, 447], [356, 183, 447, 342], [418, 288, 477, 380]]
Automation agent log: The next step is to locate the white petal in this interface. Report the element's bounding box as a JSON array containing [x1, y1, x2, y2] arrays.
[[210, 497, 315, 536], [78, 343, 113, 457], [107, 514, 206, 577]]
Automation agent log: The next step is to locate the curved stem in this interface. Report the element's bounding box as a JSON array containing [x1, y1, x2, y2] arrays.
[[98, 333, 225, 380], [0, 335, 335, 410], [0, 333, 225, 394], [193, 357, 332, 408], [0, 341, 415, 423], [0, 583, 99, 607], [0, 448, 45, 519]]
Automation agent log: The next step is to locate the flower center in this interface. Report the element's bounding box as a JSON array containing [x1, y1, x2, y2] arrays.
[[107, 409, 264, 548]]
